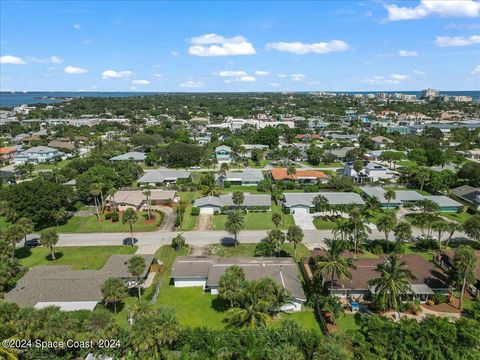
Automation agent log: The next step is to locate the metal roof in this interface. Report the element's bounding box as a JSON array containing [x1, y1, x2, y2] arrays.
[[283, 192, 365, 207]]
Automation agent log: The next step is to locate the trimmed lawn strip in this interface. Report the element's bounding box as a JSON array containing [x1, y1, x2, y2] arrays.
[[313, 218, 336, 230], [16, 245, 136, 270], [442, 212, 472, 224], [335, 313, 359, 332], [44, 212, 159, 233], [207, 243, 310, 261]]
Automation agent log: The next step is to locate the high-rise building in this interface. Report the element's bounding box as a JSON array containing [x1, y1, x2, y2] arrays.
[[421, 88, 440, 100]]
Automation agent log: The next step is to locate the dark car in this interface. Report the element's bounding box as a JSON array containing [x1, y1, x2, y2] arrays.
[[25, 238, 41, 247], [123, 237, 138, 246]]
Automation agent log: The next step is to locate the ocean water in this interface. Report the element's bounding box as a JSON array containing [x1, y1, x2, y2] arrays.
[[1, 90, 479, 108]]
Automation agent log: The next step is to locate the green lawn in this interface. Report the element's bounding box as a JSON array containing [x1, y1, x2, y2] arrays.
[[397, 160, 417, 167], [313, 218, 336, 230], [369, 209, 398, 225], [207, 243, 310, 261], [335, 313, 359, 332], [178, 191, 201, 231], [212, 202, 294, 230], [218, 185, 265, 195], [442, 212, 472, 224], [248, 159, 269, 168], [45, 212, 159, 233], [16, 245, 136, 270], [35, 159, 71, 170], [300, 162, 344, 168], [403, 243, 435, 262]]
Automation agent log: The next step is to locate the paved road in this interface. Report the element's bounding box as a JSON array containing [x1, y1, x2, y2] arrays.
[[26, 227, 466, 248]]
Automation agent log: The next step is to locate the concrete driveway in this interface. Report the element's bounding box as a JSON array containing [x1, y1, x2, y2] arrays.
[[293, 213, 316, 230]]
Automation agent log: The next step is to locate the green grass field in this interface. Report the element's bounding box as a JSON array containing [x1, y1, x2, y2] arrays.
[[207, 243, 310, 261], [335, 313, 359, 332], [300, 162, 344, 168], [442, 212, 472, 224], [313, 218, 336, 230], [16, 245, 136, 270], [45, 212, 159, 233]]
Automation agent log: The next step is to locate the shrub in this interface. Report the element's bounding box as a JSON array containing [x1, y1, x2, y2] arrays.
[[254, 241, 275, 257], [283, 208, 291, 215], [416, 237, 439, 251], [214, 211, 219, 215], [174, 215, 181, 227], [104, 213, 112, 220], [371, 244, 384, 255], [191, 207, 200, 216], [223, 181, 231, 188], [432, 293, 446, 305], [156, 211, 164, 226], [111, 213, 119, 222], [426, 299, 435, 306]]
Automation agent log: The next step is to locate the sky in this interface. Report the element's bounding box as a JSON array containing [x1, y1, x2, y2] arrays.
[[0, 0, 479, 92]]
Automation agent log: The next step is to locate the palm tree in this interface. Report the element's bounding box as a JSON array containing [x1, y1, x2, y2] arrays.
[[443, 222, 459, 250], [232, 191, 244, 210], [384, 189, 396, 209], [16, 217, 34, 247], [271, 212, 282, 229], [415, 169, 430, 191], [226, 303, 271, 329], [332, 219, 350, 242], [128, 255, 146, 301], [122, 208, 138, 244], [313, 195, 330, 214], [347, 208, 370, 253], [201, 172, 219, 196], [376, 214, 397, 242], [286, 165, 296, 182], [171, 233, 186, 251], [53, 208, 67, 227], [267, 229, 285, 256], [393, 221, 412, 245], [316, 249, 353, 293], [225, 211, 245, 246], [142, 188, 152, 220], [453, 246, 477, 310], [319, 295, 344, 326], [107, 187, 117, 213], [367, 255, 415, 310], [40, 229, 59, 261], [363, 196, 381, 218], [4, 225, 23, 257], [286, 225, 304, 260], [432, 221, 449, 256], [90, 183, 102, 221], [101, 277, 127, 313]]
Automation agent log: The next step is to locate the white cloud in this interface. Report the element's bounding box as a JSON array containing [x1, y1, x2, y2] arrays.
[[385, 0, 480, 21], [363, 74, 410, 84], [269, 82, 280, 87], [171, 51, 179, 56], [290, 73, 305, 81], [154, 73, 163, 79], [28, 55, 64, 64], [217, 70, 248, 77], [180, 80, 204, 88], [472, 65, 480, 74], [236, 75, 256, 82], [399, 50, 418, 57], [64, 65, 89, 74], [131, 86, 137, 90], [73, 24, 81, 30], [188, 33, 256, 57], [265, 40, 349, 54], [277, 74, 288, 78], [255, 70, 270, 76], [132, 79, 150, 85], [435, 34, 480, 46], [0, 55, 26, 64], [102, 70, 132, 79], [414, 70, 427, 75]]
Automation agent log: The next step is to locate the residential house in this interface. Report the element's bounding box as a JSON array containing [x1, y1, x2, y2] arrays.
[[306, 251, 450, 302], [110, 151, 146, 163], [325, 147, 355, 162], [241, 144, 269, 158], [0, 147, 18, 164], [360, 186, 463, 212], [270, 168, 329, 184], [371, 135, 394, 149], [5, 254, 157, 311], [283, 192, 365, 214], [215, 145, 233, 164], [218, 169, 264, 186], [171, 256, 306, 312], [107, 190, 177, 211], [194, 193, 271, 214], [461, 149, 480, 160], [450, 185, 480, 211], [13, 146, 64, 164], [344, 161, 399, 183], [137, 170, 191, 186]]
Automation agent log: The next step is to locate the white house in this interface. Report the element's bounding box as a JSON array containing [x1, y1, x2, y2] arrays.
[[13, 146, 63, 164]]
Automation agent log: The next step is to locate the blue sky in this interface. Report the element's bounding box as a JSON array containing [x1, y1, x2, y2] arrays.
[[1, 0, 479, 92]]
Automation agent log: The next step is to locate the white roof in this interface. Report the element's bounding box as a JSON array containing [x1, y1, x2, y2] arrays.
[[34, 301, 99, 311]]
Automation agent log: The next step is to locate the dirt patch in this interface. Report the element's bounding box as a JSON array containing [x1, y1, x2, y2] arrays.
[[189, 245, 209, 256], [196, 214, 212, 231]]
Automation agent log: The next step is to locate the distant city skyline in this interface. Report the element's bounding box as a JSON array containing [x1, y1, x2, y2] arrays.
[[1, 0, 479, 92]]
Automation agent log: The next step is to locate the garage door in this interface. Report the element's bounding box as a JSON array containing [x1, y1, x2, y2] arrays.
[[292, 207, 308, 214], [200, 207, 215, 214]]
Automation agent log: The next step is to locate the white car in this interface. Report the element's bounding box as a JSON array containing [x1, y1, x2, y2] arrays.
[[190, 165, 201, 170]]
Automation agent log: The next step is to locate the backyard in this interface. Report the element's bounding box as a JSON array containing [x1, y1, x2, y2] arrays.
[[16, 245, 137, 270]]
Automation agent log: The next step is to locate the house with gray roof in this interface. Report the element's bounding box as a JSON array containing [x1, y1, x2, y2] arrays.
[[283, 192, 365, 214], [194, 193, 271, 214], [450, 185, 480, 211], [218, 169, 264, 186], [171, 256, 306, 312], [110, 151, 146, 163], [13, 146, 64, 164], [5, 254, 156, 311], [138, 170, 191, 186]]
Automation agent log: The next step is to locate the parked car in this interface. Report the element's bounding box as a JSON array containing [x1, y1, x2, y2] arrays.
[[190, 165, 201, 170], [25, 238, 41, 247]]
